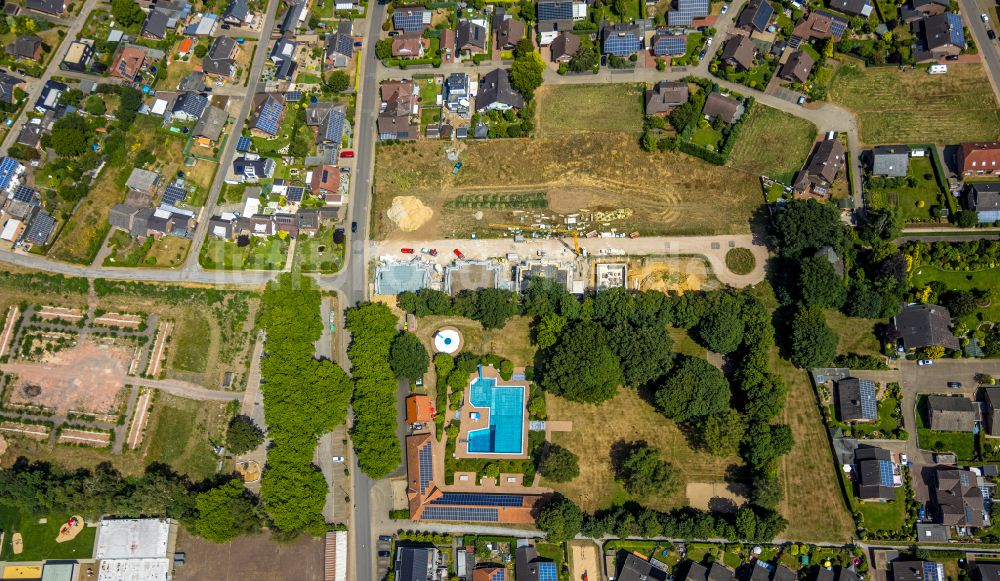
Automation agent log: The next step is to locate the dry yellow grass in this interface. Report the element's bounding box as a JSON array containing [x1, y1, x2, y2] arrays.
[[826, 311, 882, 357], [545, 388, 739, 513], [412, 315, 536, 365]]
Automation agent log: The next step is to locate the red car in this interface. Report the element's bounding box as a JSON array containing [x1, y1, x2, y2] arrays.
[[453, 249, 465, 260], [340, 150, 354, 158], [401, 248, 414, 254]]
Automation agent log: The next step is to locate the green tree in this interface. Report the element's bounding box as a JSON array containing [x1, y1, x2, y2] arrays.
[[510, 50, 545, 100], [326, 70, 350, 93], [941, 290, 977, 318], [111, 0, 145, 27], [84, 95, 106, 116], [616, 441, 683, 499], [771, 199, 847, 258], [472, 288, 520, 329], [607, 322, 673, 387], [534, 312, 567, 349], [698, 294, 745, 354], [536, 495, 583, 541], [568, 45, 598, 73], [798, 255, 847, 309], [654, 355, 730, 422], [750, 472, 784, 510], [116, 86, 143, 126], [375, 38, 393, 60], [790, 304, 837, 368], [640, 129, 655, 152], [194, 43, 208, 58], [540, 321, 623, 403], [194, 480, 262, 543], [702, 409, 745, 456], [537, 444, 580, 483], [226, 415, 264, 455], [49, 113, 89, 157], [389, 332, 429, 382], [742, 422, 794, 469], [957, 210, 979, 228]]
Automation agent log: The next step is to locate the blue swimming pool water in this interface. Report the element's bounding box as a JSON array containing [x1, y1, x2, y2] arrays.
[[467, 377, 525, 454]]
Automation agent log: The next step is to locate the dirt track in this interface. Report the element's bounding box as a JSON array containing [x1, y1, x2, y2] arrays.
[[0, 305, 19, 359], [126, 390, 152, 450], [58, 429, 111, 447], [145, 321, 172, 377]]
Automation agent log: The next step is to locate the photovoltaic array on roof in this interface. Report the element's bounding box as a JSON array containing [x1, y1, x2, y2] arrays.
[[947, 12, 963, 47], [655, 36, 686, 55], [236, 135, 251, 152], [668, 0, 709, 25], [418, 442, 433, 494], [12, 184, 37, 203], [604, 33, 640, 56], [393, 10, 424, 31], [859, 379, 878, 421], [537, 0, 573, 20], [752, 1, 774, 31], [162, 185, 188, 206], [324, 110, 345, 143], [878, 459, 894, 487], [420, 506, 499, 521], [286, 186, 304, 202], [429, 492, 523, 507], [817, 11, 849, 36], [539, 562, 558, 581], [923, 562, 941, 581], [24, 211, 54, 245], [285, 90, 302, 102], [0, 157, 20, 190], [255, 99, 283, 135], [491, 570, 506, 581]]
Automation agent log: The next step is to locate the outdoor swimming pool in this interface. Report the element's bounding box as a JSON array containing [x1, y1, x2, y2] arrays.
[[467, 377, 525, 454]]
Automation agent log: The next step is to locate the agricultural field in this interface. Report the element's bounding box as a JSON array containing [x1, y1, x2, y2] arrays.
[[829, 62, 1000, 144], [537, 83, 645, 135], [144, 394, 232, 480], [373, 134, 761, 239], [728, 103, 819, 184]]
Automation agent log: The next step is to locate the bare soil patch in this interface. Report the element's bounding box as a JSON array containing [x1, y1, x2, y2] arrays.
[[386, 196, 434, 231], [57, 429, 111, 448], [126, 390, 152, 450], [146, 321, 172, 377], [568, 541, 602, 581], [173, 528, 325, 581], [686, 481, 748, 513], [93, 313, 142, 329], [628, 257, 720, 293], [0, 306, 19, 359], [37, 307, 84, 322], [0, 422, 51, 440]]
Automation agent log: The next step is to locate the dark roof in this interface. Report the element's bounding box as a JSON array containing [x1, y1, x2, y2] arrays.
[[171, 92, 209, 118], [0, 72, 23, 104], [203, 36, 237, 76], [806, 138, 846, 185], [855, 445, 897, 500], [779, 50, 814, 83], [178, 70, 205, 91], [720, 35, 756, 69], [26, 0, 63, 14], [738, 0, 775, 31], [975, 564, 1000, 581], [477, 68, 525, 110], [619, 554, 668, 581], [194, 106, 228, 141], [829, 0, 872, 17], [457, 20, 488, 50], [927, 395, 977, 432], [550, 32, 581, 60], [8, 35, 41, 60], [894, 562, 944, 581], [893, 303, 960, 350], [515, 545, 557, 581], [924, 12, 965, 51], [280, 1, 306, 33], [669, 0, 709, 25], [223, 0, 249, 22], [970, 182, 1000, 212], [646, 81, 689, 114], [396, 547, 432, 581], [23, 209, 54, 245], [141, 10, 170, 39], [497, 17, 526, 47], [836, 377, 878, 422], [326, 28, 354, 59], [872, 145, 910, 177], [935, 469, 986, 527], [707, 563, 738, 581], [702, 92, 742, 123]]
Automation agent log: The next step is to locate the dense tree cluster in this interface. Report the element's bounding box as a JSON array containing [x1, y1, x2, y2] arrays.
[[654, 355, 730, 422], [345, 302, 403, 479], [258, 274, 352, 535], [537, 444, 580, 483], [389, 332, 429, 383], [397, 288, 521, 330], [225, 415, 264, 456], [615, 441, 683, 499]]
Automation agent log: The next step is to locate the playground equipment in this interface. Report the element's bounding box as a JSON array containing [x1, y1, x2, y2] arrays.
[[56, 516, 84, 543]]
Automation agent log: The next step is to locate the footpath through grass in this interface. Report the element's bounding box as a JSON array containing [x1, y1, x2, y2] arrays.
[[0, 504, 97, 562]]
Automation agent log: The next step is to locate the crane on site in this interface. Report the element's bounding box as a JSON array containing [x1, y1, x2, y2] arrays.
[[489, 223, 583, 255]]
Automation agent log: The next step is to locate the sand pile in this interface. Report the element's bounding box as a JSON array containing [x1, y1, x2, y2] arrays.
[[386, 196, 433, 231]]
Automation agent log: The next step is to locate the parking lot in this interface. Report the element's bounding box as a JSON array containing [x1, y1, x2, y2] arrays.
[[376, 534, 393, 579]]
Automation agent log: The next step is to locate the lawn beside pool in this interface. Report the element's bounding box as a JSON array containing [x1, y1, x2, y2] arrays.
[[0, 504, 97, 561]]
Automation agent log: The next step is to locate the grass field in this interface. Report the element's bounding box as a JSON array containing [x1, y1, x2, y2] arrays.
[[537, 84, 645, 135], [373, 135, 761, 239], [728, 103, 819, 184], [0, 504, 97, 562], [144, 393, 230, 480], [825, 311, 882, 356], [545, 388, 738, 513], [413, 315, 536, 366], [829, 61, 1000, 145], [172, 310, 212, 373]]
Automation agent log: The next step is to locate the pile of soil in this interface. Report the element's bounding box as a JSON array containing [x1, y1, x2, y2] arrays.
[[386, 196, 433, 231]]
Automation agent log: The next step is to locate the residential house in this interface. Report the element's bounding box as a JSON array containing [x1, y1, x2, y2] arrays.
[[791, 11, 850, 46], [22, 209, 54, 246], [110, 46, 149, 81], [208, 213, 237, 239], [178, 70, 205, 91], [830, 0, 873, 17], [537, 0, 587, 44], [395, 546, 437, 581], [0, 73, 23, 104], [894, 562, 946, 581], [61, 40, 93, 72], [668, 0, 710, 26], [193, 106, 228, 145], [296, 208, 321, 235], [778, 49, 814, 83], [792, 138, 846, 194], [959, 141, 1000, 176], [892, 303, 960, 350], [203, 36, 238, 79], [854, 445, 900, 501], [246, 214, 275, 237], [618, 553, 668, 581], [975, 565, 1000, 581], [141, 10, 171, 40], [170, 92, 209, 122], [815, 569, 861, 581], [222, 0, 251, 26], [305, 103, 345, 146], [325, 21, 354, 68], [34, 80, 64, 113], [440, 28, 456, 63], [4, 185, 39, 220], [378, 80, 419, 140], [279, 1, 308, 34], [515, 544, 557, 581], [645, 80, 689, 115], [274, 212, 298, 237], [183, 13, 218, 36], [702, 92, 743, 124], [16, 123, 42, 150], [496, 17, 526, 50], [310, 165, 342, 204], [458, 20, 488, 54], [651, 33, 688, 57], [393, 6, 431, 32], [25, 0, 64, 16], [126, 168, 161, 196], [984, 388, 1000, 437], [444, 72, 470, 115], [269, 38, 298, 81], [7, 36, 43, 62], [871, 145, 910, 178], [835, 377, 878, 423], [911, 0, 949, 16], [250, 93, 286, 138], [751, 561, 798, 581], [933, 468, 987, 528], [232, 156, 276, 182], [472, 567, 506, 581], [602, 21, 643, 56], [685, 562, 737, 581], [964, 182, 1000, 223], [919, 12, 965, 58], [550, 31, 581, 62], [720, 35, 756, 70], [737, 0, 775, 33], [392, 32, 430, 58], [476, 68, 525, 112], [406, 394, 434, 423], [927, 395, 978, 432]]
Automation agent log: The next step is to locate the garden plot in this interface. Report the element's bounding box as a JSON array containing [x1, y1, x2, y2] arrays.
[[36, 307, 84, 322], [0, 421, 51, 440], [126, 389, 152, 450], [93, 312, 143, 329], [57, 428, 112, 448], [0, 306, 19, 359], [145, 321, 172, 377]]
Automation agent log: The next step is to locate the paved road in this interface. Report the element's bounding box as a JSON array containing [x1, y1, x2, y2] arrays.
[[182, 0, 282, 270], [959, 0, 1000, 99]]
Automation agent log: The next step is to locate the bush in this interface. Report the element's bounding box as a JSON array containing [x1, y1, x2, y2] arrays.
[[725, 248, 756, 275]]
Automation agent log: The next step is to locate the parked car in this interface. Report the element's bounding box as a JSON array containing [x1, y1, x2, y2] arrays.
[[415, 376, 423, 387], [706, 37, 713, 46], [948, 381, 962, 388], [378, 535, 392, 542], [983, 12, 990, 21], [341, 167, 350, 172], [401, 247, 415, 253], [420, 248, 438, 256], [918, 505, 926, 520], [341, 150, 354, 158], [918, 359, 933, 366], [378, 551, 391, 558], [797, 95, 806, 105], [351, 221, 357, 233], [332, 456, 344, 462], [454, 248, 466, 259], [990, 29, 997, 40], [221, 24, 231, 29], [721, 4, 728, 13], [946, 54, 960, 61]]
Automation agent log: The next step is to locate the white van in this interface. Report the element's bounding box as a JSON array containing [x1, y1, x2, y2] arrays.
[[928, 64, 948, 74]]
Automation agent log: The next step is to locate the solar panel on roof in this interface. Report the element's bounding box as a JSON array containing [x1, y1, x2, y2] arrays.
[[393, 10, 424, 31], [539, 562, 558, 581], [491, 571, 506, 581], [604, 34, 640, 56], [285, 90, 302, 102], [236, 135, 251, 152], [878, 459, 894, 487], [12, 184, 37, 203], [859, 379, 878, 420], [430, 493, 524, 507], [947, 12, 964, 47], [255, 99, 283, 135], [162, 185, 188, 206], [418, 442, 433, 493], [656, 36, 686, 55], [286, 186, 304, 202], [24, 211, 54, 245], [752, 1, 774, 31], [537, 0, 573, 20], [420, 506, 499, 522]]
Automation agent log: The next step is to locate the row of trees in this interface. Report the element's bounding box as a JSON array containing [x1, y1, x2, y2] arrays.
[[258, 274, 353, 536], [345, 302, 403, 479]]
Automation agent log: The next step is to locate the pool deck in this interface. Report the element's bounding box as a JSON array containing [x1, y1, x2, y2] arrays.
[[454, 365, 530, 461]]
